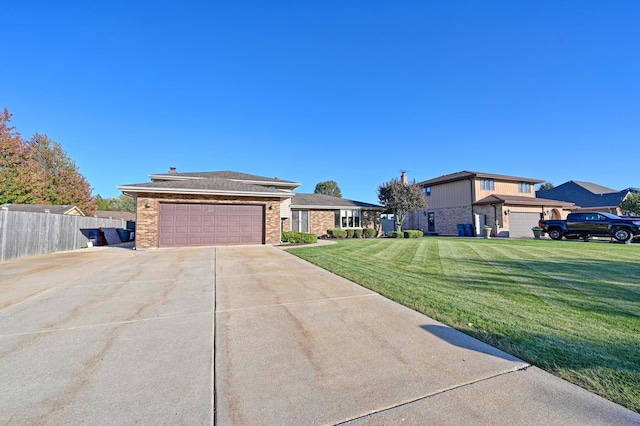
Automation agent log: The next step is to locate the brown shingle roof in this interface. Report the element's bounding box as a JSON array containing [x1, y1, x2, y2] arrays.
[[291, 193, 383, 209], [94, 210, 136, 221], [118, 176, 292, 197], [419, 170, 545, 186], [474, 194, 575, 207], [150, 170, 300, 186]]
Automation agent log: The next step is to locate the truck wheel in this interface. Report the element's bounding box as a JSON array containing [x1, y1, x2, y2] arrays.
[[548, 228, 563, 240], [613, 228, 632, 242]]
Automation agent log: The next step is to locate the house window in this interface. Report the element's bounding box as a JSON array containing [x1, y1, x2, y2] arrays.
[[423, 186, 431, 197], [518, 183, 531, 193], [480, 179, 495, 190], [340, 210, 361, 228], [292, 210, 309, 232], [334, 210, 340, 228]]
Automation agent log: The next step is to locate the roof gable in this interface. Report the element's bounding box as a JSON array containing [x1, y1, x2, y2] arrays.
[[1, 204, 84, 215], [536, 181, 628, 208]]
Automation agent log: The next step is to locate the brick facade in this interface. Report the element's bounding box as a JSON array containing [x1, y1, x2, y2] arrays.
[[404, 206, 472, 236], [135, 193, 282, 249], [309, 210, 335, 236], [289, 209, 382, 237]]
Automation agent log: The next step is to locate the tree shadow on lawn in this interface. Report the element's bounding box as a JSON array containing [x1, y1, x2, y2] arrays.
[[419, 324, 526, 363], [419, 322, 640, 412]]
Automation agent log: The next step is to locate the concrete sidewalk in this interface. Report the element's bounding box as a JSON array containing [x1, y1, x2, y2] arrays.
[[215, 246, 640, 425]]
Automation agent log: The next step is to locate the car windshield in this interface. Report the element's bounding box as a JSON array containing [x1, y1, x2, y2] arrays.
[[599, 212, 620, 219]]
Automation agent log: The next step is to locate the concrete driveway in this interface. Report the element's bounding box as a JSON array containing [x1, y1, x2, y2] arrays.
[[0, 245, 638, 425]]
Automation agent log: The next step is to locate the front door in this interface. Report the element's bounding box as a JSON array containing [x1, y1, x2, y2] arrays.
[[427, 212, 435, 233]]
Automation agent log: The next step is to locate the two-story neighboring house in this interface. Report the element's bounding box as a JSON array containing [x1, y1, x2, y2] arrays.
[[403, 171, 574, 238], [537, 181, 640, 215]]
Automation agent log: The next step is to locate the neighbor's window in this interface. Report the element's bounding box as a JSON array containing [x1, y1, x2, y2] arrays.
[[480, 179, 495, 190], [423, 186, 431, 197], [340, 210, 361, 228], [518, 183, 531, 193]]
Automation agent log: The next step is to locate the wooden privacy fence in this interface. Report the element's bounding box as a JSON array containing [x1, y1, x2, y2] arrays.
[[0, 209, 130, 262]]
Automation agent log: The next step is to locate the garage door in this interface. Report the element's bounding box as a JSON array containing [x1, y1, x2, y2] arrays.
[[509, 212, 542, 238], [159, 203, 264, 247]]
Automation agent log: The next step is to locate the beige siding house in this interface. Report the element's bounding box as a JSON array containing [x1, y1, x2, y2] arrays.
[[404, 171, 574, 238]]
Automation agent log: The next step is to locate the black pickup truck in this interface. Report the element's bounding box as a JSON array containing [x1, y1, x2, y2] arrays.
[[538, 212, 640, 242]]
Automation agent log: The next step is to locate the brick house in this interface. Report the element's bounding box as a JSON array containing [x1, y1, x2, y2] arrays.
[[403, 171, 574, 238], [290, 193, 383, 237], [117, 169, 382, 248]]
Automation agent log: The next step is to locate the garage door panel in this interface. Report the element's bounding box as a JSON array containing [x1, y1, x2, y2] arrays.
[[510, 212, 541, 238], [159, 203, 264, 247]]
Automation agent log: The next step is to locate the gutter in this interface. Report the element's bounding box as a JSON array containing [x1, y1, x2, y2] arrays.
[[116, 186, 293, 199]]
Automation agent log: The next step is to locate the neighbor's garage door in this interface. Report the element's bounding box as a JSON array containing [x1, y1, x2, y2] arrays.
[[509, 212, 541, 238], [159, 203, 264, 247]]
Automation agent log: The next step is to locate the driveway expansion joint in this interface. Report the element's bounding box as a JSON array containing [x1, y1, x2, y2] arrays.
[[334, 364, 532, 425], [215, 293, 378, 313]]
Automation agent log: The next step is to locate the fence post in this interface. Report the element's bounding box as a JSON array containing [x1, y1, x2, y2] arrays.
[[0, 207, 7, 262]]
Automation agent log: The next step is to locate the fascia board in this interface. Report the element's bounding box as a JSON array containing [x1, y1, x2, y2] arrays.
[[116, 186, 293, 199], [229, 179, 301, 189]]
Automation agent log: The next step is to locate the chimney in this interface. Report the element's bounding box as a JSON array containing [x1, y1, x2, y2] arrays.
[[169, 167, 177, 174], [401, 171, 407, 185]]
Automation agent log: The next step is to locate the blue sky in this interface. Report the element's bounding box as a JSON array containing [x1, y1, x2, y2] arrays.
[[3, 1, 639, 203]]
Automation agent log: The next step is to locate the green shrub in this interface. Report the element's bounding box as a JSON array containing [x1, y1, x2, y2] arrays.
[[345, 229, 355, 238], [363, 228, 377, 238], [327, 229, 347, 239], [403, 230, 424, 238], [281, 231, 318, 244], [386, 231, 404, 238], [353, 229, 363, 238]]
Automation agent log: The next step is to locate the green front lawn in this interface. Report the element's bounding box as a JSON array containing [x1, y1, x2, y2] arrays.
[[287, 237, 640, 413]]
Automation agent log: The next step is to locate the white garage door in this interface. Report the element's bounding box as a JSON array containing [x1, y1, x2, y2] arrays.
[[509, 212, 542, 238], [159, 203, 264, 247]]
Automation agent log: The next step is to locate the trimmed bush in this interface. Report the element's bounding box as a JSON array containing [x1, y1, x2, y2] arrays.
[[281, 231, 318, 244], [345, 229, 355, 238], [386, 231, 404, 238], [403, 230, 424, 238], [363, 228, 377, 238], [353, 229, 363, 238], [327, 229, 347, 239]]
